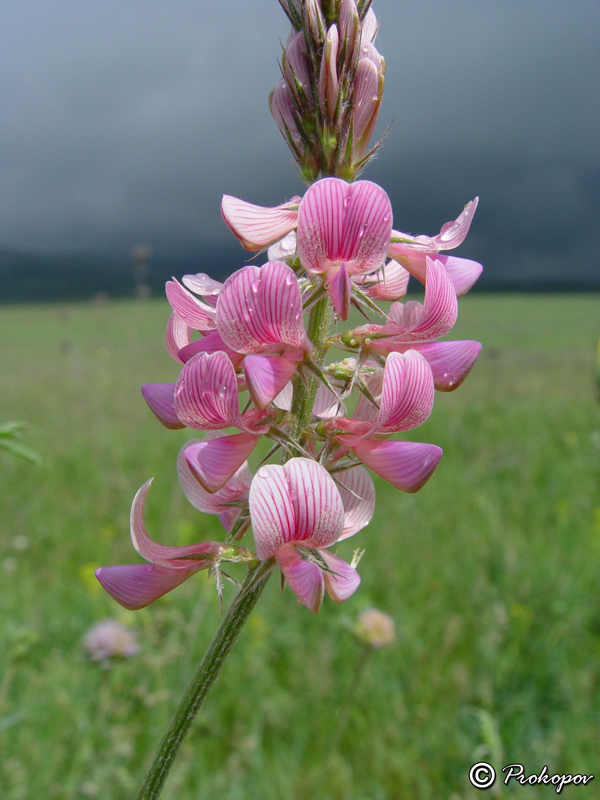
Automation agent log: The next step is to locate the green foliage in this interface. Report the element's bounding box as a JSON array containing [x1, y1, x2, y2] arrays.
[[0, 421, 42, 465], [0, 295, 599, 799]]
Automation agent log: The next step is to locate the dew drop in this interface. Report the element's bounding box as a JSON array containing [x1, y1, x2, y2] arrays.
[[285, 274, 295, 286], [217, 384, 228, 401], [383, 212, 391, 222], [252, 279, 261, 294], [257, 467, 270, 479]]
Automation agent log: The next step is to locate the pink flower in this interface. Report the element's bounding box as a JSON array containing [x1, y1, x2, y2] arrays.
[[249, 458, 374, 613], [95, 478, 255, 610]]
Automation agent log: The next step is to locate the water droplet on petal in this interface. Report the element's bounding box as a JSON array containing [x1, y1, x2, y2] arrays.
[[383, 212, 390, 222], [285, 274, 295, 286], [257, 467, 270, 479], [252, 279, 261, 294], [217, 384, 228, 401]]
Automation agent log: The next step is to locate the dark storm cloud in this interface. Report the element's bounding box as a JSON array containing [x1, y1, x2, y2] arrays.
[[1, 1, 598, 284]]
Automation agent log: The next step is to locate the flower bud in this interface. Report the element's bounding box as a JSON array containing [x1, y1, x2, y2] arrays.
[[318, 24, 340, 123]]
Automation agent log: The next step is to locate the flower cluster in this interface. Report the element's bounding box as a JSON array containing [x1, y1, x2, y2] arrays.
[[97, 172, 482, 614], [273, 0, 385, 181]]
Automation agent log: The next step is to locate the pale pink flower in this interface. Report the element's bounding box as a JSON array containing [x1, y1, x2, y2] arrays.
[[84, 620, 139, 661], [249, 458, 374, 613], [355, 608, 395, 649]]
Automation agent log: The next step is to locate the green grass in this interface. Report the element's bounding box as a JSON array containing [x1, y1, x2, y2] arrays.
[[1, 294, 599, 799]]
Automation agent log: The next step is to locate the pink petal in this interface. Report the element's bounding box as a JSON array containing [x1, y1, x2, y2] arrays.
[[221, 195, 300, 251], [284, 33, 312, 103], [141, 383, 184, 430], [361, 7, 379, 42], [165, 279, 217, 330], [268, 231, 297, 263], [276, 543, 324, 614], [336, 465, 376, 540], [249, 464, 297, 560], [270, 80, 304, 156], [244, 355, 298, 409], [272, 381, 293, 411], [296, 178, 392, 277], [285, 458, 345, 548], [411, 340, 482, 391], [352, 58, 381, 143], [432, 197, 479, 250], [314, 383, 346, 419], [438, 255, 483, 297], [181, 273, 223, 299], [165, 313, 192, 363], [184, 432, 258, 493], [352, 440, 442, 492], [321, 550, 361, 602], [353, 260, 409, 301], [174, 351, 242, 430], [328, 263, 352, 321], [318, 24, 339, 122], [177, 331, 244, 367], [376, 350, 435, 433], [95, 564, 195, 610], [216, 262, 311, 354]]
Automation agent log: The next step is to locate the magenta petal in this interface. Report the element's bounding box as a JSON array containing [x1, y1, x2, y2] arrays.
[[285, 458, 345, 549], [174, 351, 240, 430], [141, 383, 184, 430], [185, 432, 258, 493], [377, 350, 435, 433], [353, 260, 409, 301], [321, 550, 361, 602], [412, 340, 482, 391], [352, 440, 442, 492], [328, 263, 352, 321], [95, 564, 194, 610], [276, 545, 325, 614], [165, 313, 192, 363], [337, 465, 376, 540], [166, 279, 217, 331], [437, 255, 483, 297], [244, 355, 298, 409], [296, 178, 392, 277], [177, 331, 244, 367], [221, 194, 300, 251], [249, 464, 297, 560], [130, 479, 224, 566], [216, 262, 311, 355]]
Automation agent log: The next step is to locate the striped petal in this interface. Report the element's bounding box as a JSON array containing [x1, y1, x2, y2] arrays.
[[352, 440, 442, 492], [321, 550, 361, 602], [184, 432, 258, 493], [95, 564, 195, 610], [328, 262, 352, 320], [249, 464, 297, 560], [244, 355, 298, 409], [276, 544, 324, 614], [353, 260, 409, 301], [174, 351, 241, 430], [268, 231, 297, 263], [177, 331, 244, 367], [221, 195, 300, 251], [439, 256, 483, 297], [410, 340, 482, 391], [337, 465, 375, 540], [216, 262, 311, 354], [141, 383, 184, 430], [181, 273, 223, 299], [296, 178, 392, 277], [165, 279, 217, 330], [165, 313, 192, 363]]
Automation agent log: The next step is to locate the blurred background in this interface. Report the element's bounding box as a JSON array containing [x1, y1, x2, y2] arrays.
[[1, 2, 599, 799]]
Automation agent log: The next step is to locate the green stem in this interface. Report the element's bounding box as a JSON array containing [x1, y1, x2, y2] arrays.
[[137, 295, 333, 799], [137, 560, 273, 800]]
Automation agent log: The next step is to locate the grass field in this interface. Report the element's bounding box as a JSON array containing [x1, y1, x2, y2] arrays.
[[1, 293, 599, 799]]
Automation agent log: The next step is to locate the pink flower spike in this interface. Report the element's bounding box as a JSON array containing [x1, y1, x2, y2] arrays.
[[328, 262, 352, 321], [353, 260, 409, 301], [185, 432, 259, 493], [411, 340, 482, 392], [296, 178, 392, 278], [438, 256, 483, 297], [221, 195, 300, 251], [141, 383, 184, 430], [337, 465, 376, 540], [216, 262, 312, 355], [276, 544, 325, 614], [95, 564, 196, 611], [249, 458, 344, 560], [352, 440, 442, 492], [166, 279, 217, 331], [244, 355, 298, 409], [321, 550, 361, 603], [174, 351, 243, 431], [166, 313, 192, 363]]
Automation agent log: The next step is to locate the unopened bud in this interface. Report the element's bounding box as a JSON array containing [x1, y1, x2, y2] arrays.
[[270, 80, 304, 156], [318, 24, 340, 123]]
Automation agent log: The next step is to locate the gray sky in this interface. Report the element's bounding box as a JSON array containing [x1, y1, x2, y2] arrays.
[[1, 1, 599, 285]]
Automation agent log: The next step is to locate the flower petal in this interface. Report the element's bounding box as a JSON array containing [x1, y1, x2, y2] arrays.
[[328, 262, 352, 321], [438, 255, 483, 297], [276, 543, 324, 614], [166, 279, 217, 330], [184, 432, 258, 493], [216, 262, 311, 354], [130, 479, 224, 565], [321, 550, 361, 602], [141, 383, 184, 430], [181, 273, 223, 299], [268, 231, 297, 263], [432, 197, 479, 249], [95, 564, 195, 610], [244, 354, 298, 409], [376, 350, 435, 433], [272, 381, 293, 411], [221, 195, 300, 251], [285, 458, 345, 549], [352, 440, 442, 492], [177, 331, 244, 367], [353, 260, 409, 301], [336, 465, 375, 540], [411, 340, 482, 391], [296, 178, 392, 277], [174, 351, 240, 430], [165, 313, 192, 363], [249, 464, 297, 560]]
